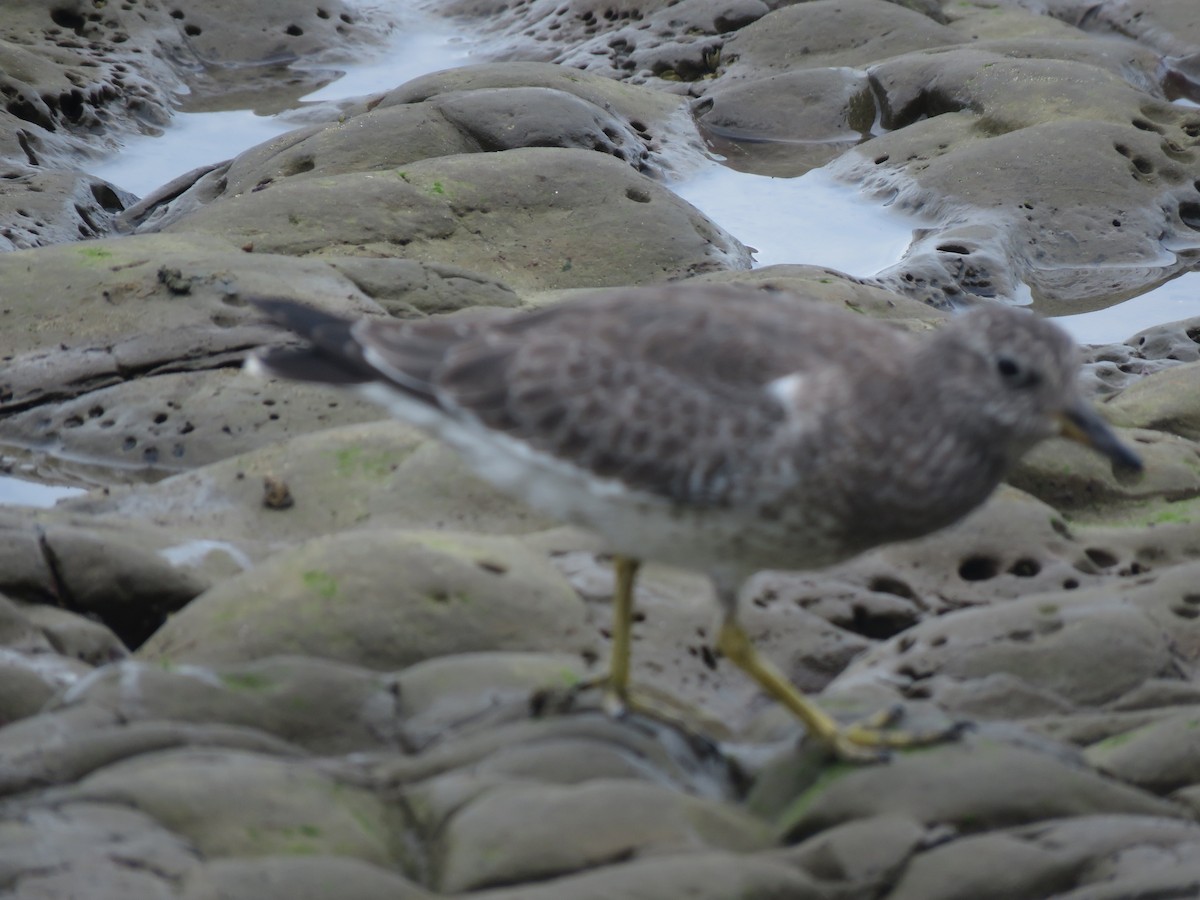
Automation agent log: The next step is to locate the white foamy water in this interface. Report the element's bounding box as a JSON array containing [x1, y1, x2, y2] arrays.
[[671, 162, 1200, 343], [87, 9, 473, 197], [0, 474, 86, 507], [670, 165, 918, 275], [82, 6, 1200, 344]]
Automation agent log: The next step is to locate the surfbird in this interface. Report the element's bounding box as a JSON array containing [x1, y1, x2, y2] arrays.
[[246, 283, 1141, 758]]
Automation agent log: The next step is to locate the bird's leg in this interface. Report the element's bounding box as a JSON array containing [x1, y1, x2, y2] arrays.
[[715, 614, 956, 763], [603, 555, 639, 716], [532, 557, 724, 739], [533, 556, 640, 716]]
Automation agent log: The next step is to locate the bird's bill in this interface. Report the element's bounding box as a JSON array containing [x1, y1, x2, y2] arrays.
[[1058, 402, 1143, 471]]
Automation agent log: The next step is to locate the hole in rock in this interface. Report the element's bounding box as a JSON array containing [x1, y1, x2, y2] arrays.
[[50, 8, 86, 32], [867, 575, 917, 601], [958, 555, 998, 581], [1085, 547, 1119, 568], [1008, 558, 1041, 577]]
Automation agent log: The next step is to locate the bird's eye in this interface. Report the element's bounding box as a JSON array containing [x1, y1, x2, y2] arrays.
[[996, 355, 1039, 388]]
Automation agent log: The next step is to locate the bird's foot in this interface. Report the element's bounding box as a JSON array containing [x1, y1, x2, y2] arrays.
[[820, 705, 970, 763], [530, 673, 731, 744]]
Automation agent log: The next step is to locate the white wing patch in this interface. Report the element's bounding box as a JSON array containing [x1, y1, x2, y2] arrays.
[[766, 372, 807, 409]]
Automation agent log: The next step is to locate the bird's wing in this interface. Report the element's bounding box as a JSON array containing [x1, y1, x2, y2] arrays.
[[252, 289, 909, 506], [358, 288, 901, 505]]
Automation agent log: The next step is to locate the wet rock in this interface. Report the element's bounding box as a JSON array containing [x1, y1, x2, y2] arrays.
[[0, 707, 304, 798], [433, 778, 773, 891], [377, 60, 702, 169], [39, 523, 209, 648], [60, 748, 409, 866], [720, 0, 960, 78], [392, 650, 587, 749], [884, 831, 1081, 900], [0, 233, 521, 475], [0, 1, 395, 248], [1105, 360, 1200, 441], [0, 169, 135, 250], [0, 651, 70, 725], [832, 560, 1200, 722], [465, 851, 823, 900], [778, 741, 1184, 842], [1085, 707, 1200, 794], [160, 0, 386, 68], [777, 813, 929, 895], [838, 47, 1200, 310], [180, 855, 435, 900], [138, 529, 592, 668], [131, 68, 691, 229], [1000, 815, 1200, 900], [45, 656, 405, 755], [18, 600, 128, 666], [0, 593, 111, 725], [432, 0, 765, 87], [0, 801, 201, 898], [1008, 428, 1200, 520], [384, 710, 734, 796], [692, 69, 877, 176], [691, 264, 947, 326], [159, 147, 751, 291], [67, 421, 554, 561]]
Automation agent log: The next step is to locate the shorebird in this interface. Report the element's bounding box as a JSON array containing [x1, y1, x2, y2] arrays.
[[246, 284, 1140, 758]]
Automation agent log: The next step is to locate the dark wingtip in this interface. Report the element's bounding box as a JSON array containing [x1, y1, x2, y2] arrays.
[[246, 296, 354, 340]]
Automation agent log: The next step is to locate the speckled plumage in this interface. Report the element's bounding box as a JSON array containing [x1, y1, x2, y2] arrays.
[[248, 283, 1139, 756], [249, 284, 1133, 587]]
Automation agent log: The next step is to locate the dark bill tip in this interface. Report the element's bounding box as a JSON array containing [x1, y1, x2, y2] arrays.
[[1059, 403, 1143, 473]]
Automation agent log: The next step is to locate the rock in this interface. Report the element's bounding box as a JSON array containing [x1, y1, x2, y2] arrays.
[[392, 650, 588, 750], [830, 560, 1200, 721], [433, 778, 774, 892], [465, 851, 824, 900], [720, 0, 960, 77], [884, 831, 1081, 900], [778, 741, 1183, 841], [61, 748, 409, 866], [429, 1, 763, 88], [384, 711, 735, 797], [1105, 360, 1200, 441], [38, 524, 209, 647], [0, 707, 303, 798], [777, 813, 930, 893], [45, 656, 405, 755], [1085, 708, 1200, 794], [692, 69, 877, 176], [0, 801, 201, 898], [159, 148, 752, 291], [138, 529, 592, 668], [180, 855, 435, 900], [66, 421, 555, 555], [837, 46, 1200, 310]]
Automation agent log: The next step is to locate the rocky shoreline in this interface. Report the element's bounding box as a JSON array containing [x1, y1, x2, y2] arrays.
[[3, 1, 1200, 897]]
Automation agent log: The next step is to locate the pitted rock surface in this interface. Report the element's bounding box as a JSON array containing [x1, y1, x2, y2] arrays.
[[4, 2, 1200, 900]]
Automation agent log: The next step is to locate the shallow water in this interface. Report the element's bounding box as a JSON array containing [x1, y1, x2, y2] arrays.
[[670, 166, 918, 276], [82, 10, 1199, 349], [0, 474, 86, 507], [88, 10, 473, 197]]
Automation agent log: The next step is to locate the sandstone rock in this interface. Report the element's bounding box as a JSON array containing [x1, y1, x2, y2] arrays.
[[433, 778, 773, 891], [779, 742, 1183, 841], [62, 748, 408, 866], [138, 529, 592, 668], [159, 147, 751, 291]]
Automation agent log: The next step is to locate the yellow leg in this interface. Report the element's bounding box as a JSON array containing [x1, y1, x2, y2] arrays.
[[716, 617, 955, 762], [603, 556, 639, 716]]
